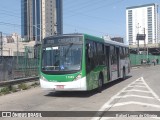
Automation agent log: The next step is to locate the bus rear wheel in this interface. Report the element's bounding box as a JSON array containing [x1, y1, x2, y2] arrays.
[[97, 75, 103, 92], [122, 68, 126, 80]]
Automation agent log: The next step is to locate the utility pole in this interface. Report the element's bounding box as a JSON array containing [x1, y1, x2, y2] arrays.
[[143, 28, 147, 58], [39, 0, 42, 42], [136, 23, 141, 54], [0, 32, 2, 57], [143, 28, 146, 54], [16, 34, 19, 64]]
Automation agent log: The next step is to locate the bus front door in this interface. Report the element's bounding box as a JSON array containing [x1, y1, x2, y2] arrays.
[[116, 47, 120, 77]]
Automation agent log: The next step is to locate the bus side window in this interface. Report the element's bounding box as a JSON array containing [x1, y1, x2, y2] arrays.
[[122, 47, 125, 58], [102, 44, 105, 64], [126, 48, 129, 57], [110, 46, 118, 64], [97, 43, 103, 65], [110, 46, 114, 64], [95, 42, 98, 65], [120, 47, 123, 59], [113, 46, 117, 64], [86, 40, 94, 72]]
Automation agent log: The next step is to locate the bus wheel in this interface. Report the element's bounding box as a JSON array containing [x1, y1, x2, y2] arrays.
[[97, 75, 103, 92], [122, 68, 126, 80]]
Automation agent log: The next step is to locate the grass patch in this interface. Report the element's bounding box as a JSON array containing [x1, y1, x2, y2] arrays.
[[11, 86, 17, 92], [0, 86, 10, 95], [18, 83, 29, 90], [31, 82, 39, 87], [0, 81, 39, 96]]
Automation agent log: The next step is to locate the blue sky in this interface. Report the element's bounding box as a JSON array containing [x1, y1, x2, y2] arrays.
[[0, 0, 160, 39]]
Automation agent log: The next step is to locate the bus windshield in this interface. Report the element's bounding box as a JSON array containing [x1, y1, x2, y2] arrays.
[[42, 43, 82, 72]]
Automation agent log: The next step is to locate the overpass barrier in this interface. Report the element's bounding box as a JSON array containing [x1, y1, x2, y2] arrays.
[[130, 54, 160, 66]]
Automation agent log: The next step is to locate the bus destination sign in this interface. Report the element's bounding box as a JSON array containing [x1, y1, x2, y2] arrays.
[[44, 37, 83, 45]]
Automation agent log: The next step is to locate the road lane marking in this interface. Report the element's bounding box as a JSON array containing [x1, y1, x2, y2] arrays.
[[133, 82, 145, 85], [122, 89, 150, 93], [111, 101, 160, 108], [114, 95, 154, 99], [91, 78, 142, 120], [95, 101, 160, 109], [141, 77, 160, 101], [129, 85, 146, 88], [91, 77, 160, 120]]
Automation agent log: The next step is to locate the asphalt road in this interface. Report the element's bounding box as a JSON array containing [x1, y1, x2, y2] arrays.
[[0, 65, 160, 120]]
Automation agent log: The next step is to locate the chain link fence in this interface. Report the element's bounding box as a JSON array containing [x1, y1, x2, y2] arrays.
[[0, 46, 40, 82]]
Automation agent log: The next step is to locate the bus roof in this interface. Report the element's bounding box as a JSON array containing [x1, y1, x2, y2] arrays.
[[44, 33, 128, 48], [83, 33, 128, 47]]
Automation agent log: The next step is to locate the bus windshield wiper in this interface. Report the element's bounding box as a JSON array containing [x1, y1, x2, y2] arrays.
[[64, 43, 73, 57]]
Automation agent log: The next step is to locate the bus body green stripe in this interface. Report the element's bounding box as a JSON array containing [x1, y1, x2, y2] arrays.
[[41, 72, 81, 82]]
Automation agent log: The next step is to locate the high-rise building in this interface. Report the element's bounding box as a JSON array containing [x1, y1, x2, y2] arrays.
[[41, 0, 63, 39], [33, 0, 41, 42], [126, 3, 159, 45], [21, 0, 63, 42], [56, 0, 63, 35], [21, 0, 34, 41]]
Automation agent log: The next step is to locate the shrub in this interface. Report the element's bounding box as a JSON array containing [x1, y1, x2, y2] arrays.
[[11, 86, 17, 92], [18, 83, 28, 90], [0, 87, 10, 95], [31, 82, 39, 87]]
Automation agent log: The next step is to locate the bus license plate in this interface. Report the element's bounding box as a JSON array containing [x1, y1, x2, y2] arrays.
[[56, 85, 64, 89]]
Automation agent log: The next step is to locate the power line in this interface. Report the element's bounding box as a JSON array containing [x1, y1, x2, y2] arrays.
[[64, 20, 125, 37], [65, 0, 124, 18], [64, 0, 125, 31], [65, 0, 104, 13], [0, 8, 21, 14], [0, 0, 125, 38], [65, 22, 111, 35], [64, 0, 93, 9], [0, 21, 53, 37], [64, 11, 124, 27], [0, 22, 21, 27], [0, 12, 20, 19]]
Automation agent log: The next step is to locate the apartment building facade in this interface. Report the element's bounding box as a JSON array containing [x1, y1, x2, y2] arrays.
[[126, 3, 159, 45]]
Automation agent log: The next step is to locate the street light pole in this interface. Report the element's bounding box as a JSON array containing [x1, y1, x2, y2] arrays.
[[147, 45, 148, 60], [136, 23, 141, 54], [0, 32, 2, 57], [16, 34, 19, 64]]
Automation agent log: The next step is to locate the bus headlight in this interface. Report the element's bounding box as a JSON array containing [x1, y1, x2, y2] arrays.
[[74, 74, 82, 81], [40, 75, 48, 82]]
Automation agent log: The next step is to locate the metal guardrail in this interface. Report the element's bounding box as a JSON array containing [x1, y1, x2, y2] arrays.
[[0, 76, 39, 87], [129, 43, 160, 49]]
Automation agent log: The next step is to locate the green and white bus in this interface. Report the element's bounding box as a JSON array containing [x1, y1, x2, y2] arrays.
[[40, 33, 130, 91]]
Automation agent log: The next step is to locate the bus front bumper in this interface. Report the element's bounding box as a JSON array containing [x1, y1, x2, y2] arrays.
[[40, 77, 87, 91]]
